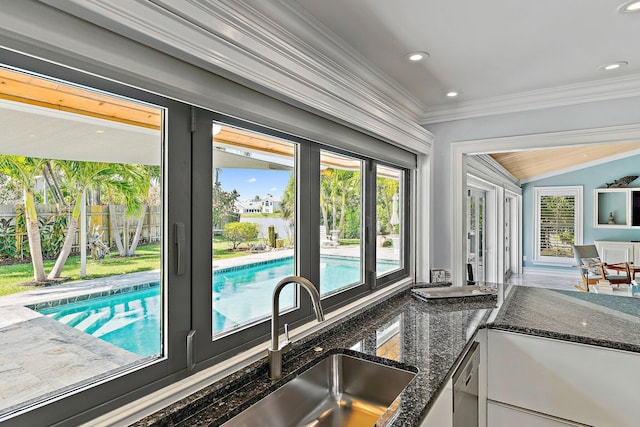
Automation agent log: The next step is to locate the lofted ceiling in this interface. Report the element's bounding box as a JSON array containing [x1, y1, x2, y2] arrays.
[[490, 141, 640, 181], [293, 0, 640, 179]]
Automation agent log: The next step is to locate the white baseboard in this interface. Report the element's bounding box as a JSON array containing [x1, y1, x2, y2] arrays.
[[522, 266, 579, 278]]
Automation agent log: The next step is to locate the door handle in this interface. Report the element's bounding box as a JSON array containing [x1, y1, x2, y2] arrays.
[[175, 222, 186, 275]]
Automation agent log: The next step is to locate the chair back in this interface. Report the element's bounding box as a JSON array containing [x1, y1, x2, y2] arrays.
[[573, 244, 599, 274]]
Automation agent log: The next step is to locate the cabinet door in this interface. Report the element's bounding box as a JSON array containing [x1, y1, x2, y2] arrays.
[[419, 379, 452, 427], [595, 241, 633, 264], [488, 330, 640, 427], [488, 402, 579, 426], [633, 243, 640, 267]]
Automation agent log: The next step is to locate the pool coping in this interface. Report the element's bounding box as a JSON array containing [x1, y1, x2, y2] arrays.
[[27, 281, 160, 311], [0, 270, 161, 309]]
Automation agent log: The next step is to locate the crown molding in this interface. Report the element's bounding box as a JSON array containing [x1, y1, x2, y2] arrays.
[[420, 74, 640, 125], [42, 0, 432, 153], [467, 154, 520, 192]]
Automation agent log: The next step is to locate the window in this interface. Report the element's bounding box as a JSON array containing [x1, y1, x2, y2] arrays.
[[376, 165, 405, 276], [0, 63, 192, 424], [319, 150, 363, 296], [211, 123, 296, 337], [0, 53, 413, 425], [534, 186, 583, 265]]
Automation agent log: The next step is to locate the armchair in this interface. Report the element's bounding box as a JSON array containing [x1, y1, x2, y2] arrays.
[[572, 245, 631, 292]]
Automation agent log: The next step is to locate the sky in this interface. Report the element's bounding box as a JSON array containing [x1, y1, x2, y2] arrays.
[[216, 168, 292, 200]]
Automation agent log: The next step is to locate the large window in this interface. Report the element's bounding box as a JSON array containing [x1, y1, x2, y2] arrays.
[[211, 124, 296, 337], [533, 186, 583, 265], [0, 64, 182, 423], [319, 150, 363, 296], [0, 53, 413, 426]]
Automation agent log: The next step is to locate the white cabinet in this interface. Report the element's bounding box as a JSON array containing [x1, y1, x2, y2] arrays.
[[487, 330, 640, 427], [594, 188, 630, 228], [595, 240, 634, 264], [594, 240, 640, 265], [488, 401, 579, 426], [593, 188, 640, 228], [419, 379, 452, 427]]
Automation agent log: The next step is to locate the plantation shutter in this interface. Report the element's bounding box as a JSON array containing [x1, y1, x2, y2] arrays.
[[539, 194, 576, 258]]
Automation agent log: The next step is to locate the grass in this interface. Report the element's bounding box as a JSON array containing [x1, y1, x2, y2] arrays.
[[0, 244, 161, 297], [338, 238, 361, 246], [213, 236, 268, 260], [240, 213, 281, 218]]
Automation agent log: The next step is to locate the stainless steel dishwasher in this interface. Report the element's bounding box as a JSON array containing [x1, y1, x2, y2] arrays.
[[453, 341, 480, 427]]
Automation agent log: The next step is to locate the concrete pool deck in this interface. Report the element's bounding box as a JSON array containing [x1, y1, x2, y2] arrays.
[[0, 270, 160, 416], [0, 244, 399, 416]]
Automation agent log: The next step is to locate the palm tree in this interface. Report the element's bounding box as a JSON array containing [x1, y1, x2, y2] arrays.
[[0, 155, 47, 281], [320, 168, 361, 238], [47, 160, 138, 279], [335, 170, 360, 238], [319, 169, 333, 233], [127, 165, 160, 256]]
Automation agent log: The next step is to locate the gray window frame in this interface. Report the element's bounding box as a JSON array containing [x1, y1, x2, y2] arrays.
[[1, 50, 192, 427], [0, 48, 412, 425]]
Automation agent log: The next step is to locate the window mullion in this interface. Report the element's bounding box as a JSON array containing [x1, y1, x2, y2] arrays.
[[297, 142, 320, 315]]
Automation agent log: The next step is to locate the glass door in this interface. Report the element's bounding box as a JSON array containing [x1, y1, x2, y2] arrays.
[[467, 188, 486, 283]]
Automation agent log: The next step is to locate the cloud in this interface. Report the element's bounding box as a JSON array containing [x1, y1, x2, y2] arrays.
[[270, 187, 278, 191], [247, 178, 256, 183]]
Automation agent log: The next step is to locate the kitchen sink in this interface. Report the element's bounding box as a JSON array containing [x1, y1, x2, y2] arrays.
[[221, 352, 417, 427]]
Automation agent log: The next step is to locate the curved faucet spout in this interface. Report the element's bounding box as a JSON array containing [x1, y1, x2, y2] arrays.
[[269, 276, 324, 379]]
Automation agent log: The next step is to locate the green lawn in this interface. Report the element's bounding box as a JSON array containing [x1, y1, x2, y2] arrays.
[[0, 244, 161, 297], [338, 238, 361, 246], [212, 236, 272, 260], [240, 213, 281, 218]]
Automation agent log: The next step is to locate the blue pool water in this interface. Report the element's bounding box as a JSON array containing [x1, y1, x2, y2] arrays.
[[39, 286, 161, 356], [38, 257, 399, 357]]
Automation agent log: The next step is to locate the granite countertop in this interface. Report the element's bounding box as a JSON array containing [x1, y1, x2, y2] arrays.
[[489, 285, 640, 353], [135, 282, 640, 426]]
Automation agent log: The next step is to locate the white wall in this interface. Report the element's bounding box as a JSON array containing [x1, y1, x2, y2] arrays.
[[426, 95, 640, 274]]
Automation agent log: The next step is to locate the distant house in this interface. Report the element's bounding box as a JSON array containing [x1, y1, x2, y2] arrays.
[[235, 194, 281, 214]]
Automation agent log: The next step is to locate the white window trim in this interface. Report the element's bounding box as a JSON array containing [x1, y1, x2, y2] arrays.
[[533, 186, 583, 266]]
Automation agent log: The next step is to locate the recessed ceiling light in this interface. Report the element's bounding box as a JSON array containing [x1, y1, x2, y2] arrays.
[[95, 130, 105, 134], [620, 1, 640, 13], [446, 91, 461, 98], [601, 61, 628, 71], [406, 51, 429, 62]]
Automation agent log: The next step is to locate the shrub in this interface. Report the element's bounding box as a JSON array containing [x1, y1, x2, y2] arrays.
[[223, 222, 260, 250]]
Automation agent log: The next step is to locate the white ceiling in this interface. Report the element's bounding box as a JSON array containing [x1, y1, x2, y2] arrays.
[[0, 99, 161, 165], [294, 0, 640, 110]]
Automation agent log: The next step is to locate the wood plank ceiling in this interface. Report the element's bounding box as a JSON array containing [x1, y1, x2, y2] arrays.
[[490, 141, 640, 181]]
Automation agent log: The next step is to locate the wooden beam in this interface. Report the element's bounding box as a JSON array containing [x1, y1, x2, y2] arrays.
[[0, 68, 161, 129]]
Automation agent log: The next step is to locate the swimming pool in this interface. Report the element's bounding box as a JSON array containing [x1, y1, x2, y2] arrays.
[[37, 257, 400, 356], [38, 286, 161, 357]]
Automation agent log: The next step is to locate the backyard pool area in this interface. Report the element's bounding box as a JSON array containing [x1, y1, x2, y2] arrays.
[[33, 256, 400, 356]]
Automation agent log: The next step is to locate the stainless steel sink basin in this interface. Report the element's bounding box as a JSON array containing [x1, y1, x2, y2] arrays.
[[222, 353, 417, 427]]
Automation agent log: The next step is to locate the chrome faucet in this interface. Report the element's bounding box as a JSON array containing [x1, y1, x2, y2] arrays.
[[268, 276, 324, 380]]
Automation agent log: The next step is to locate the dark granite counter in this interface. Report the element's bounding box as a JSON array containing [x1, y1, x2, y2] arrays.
[[134, 283, 640, 426], [489, 285, 640, 353], [134, 284, 494, 426]]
